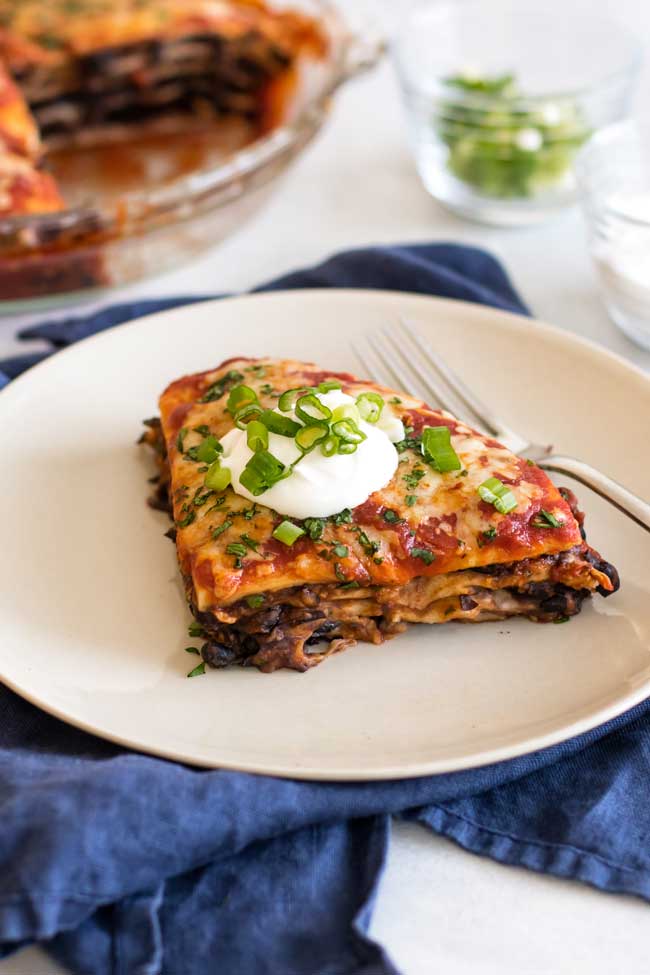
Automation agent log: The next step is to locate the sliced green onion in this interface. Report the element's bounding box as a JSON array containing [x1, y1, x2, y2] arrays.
[[239, 449, 285, 496], [318, 380, 342, 393], [204, 460, 232, 491], [337, 441, 358, 455], [422, 426, 462, 473], [295, 423, 329, 452], [295, 393, 332, 425], [332, 418, 366, 444], [259, 409, 301, 437], [278, 386, 313, 412], [321, 434, 339, 457], [332, 544, 348, 558], [356, 391, 384, 424], [234, 403, 263, 429], [227, 384, 258, 415], [272, 520, 305, 545], [196, 434, 222, 464], [331, 403, 361, 425], [478, 476, 518, 514], [246, 421, 268, 453]]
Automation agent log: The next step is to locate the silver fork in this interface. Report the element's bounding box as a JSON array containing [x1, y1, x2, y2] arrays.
[[353, 318, 650, 534]]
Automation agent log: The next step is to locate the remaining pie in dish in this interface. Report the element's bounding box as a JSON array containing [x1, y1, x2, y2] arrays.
[[142, 356, 620, 673], [0, 0, 325, 213]]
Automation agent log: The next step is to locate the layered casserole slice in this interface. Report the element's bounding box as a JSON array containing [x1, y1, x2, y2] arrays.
[[142, 357, 619, 673]]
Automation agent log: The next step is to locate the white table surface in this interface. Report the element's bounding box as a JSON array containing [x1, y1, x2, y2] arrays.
[[2, 3, 650, 971]]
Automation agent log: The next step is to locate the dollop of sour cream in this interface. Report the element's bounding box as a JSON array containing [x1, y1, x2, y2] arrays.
[[220, 390, 405, 519]]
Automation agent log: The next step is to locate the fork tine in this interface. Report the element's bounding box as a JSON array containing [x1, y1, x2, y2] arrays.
[[399, 317, 502, 437], [350, 338, 395, 390], [384, 324, 485, 424], [359, 332, 430, 403]]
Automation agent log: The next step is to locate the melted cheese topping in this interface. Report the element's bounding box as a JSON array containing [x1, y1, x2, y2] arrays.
[[158, 357, 583, 608]]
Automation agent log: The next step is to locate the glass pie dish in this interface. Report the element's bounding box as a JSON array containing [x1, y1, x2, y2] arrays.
[[0, 1, 380, 312]]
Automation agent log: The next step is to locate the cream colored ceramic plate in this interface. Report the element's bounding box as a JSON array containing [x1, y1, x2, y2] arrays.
[[2, 290, 649, 779]]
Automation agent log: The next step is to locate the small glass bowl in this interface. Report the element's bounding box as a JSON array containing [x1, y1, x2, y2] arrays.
[[392, 0, 641, 227], [577, 122, 650, 351]]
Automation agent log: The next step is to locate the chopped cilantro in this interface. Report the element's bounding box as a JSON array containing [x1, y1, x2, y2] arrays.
[[532, 509, 564, 529], [260, 383, 275, 396], [193, 489, 214, 507], [212, 519, 232, 539], [356, 530, 379, 555], [226, 542, 248, 558], [554, 617, 570, 624], [405, 495, 417, 507], [193, 425, 210, 436], [389, 396, 402, 404], [330, 508, 353, 525], [176, 427, 188, 452], [334, 563, 347, 582], [373, 556, 384, 565], [403, 467, 426, 489], [245, 364, 267, 377], [332, 544, 349, 558], [187, 662, 206, 678], [303, 517, 325, 541], [395, 433, 422, 454], [241, 534, 260, 552], [199, 370, 244, 403], [184, 646, 201, 655], [483, 527, 497, 539], [383, 509, 403, 524], [341, 581, 360, 589], [188, 622, 205, 637], [246, 594, 265, 609], [411, 547, 436, 565], [176, 511, 196, 528]]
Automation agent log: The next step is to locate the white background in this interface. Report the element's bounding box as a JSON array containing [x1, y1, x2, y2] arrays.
[[2, 1, 650, 971]]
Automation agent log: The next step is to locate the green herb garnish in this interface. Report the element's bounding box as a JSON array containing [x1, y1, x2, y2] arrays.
[[532, 509, 564, 529], [211, 519, 232, 539], [437, 72, 589, 200], [303, 518, 325, 541], [187, 662, 206, 678], [272, 520, 305, 546], [176, 510, 196, 528], [411, 547, 436, 565], [200, 369, 244, 403], [383, 509, 403, 524]]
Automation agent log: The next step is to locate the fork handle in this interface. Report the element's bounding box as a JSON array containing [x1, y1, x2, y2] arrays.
[[539, 454, 650, 534]]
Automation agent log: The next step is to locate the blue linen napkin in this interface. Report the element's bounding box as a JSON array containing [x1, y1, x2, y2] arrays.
[[1, 242, 650, 975]]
